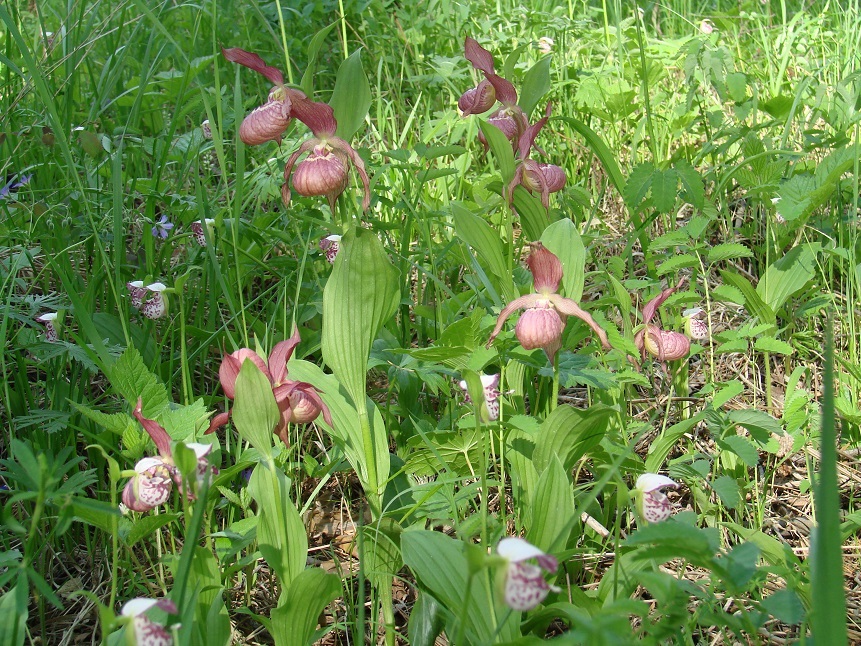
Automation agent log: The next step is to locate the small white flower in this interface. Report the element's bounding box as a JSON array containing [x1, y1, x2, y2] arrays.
[[699, 19, 715, 34], [140, 283, 168, 320], [634, 474, 679, 524], [36, 312, 59, 342], [201, 119, 212, 140], [537, 37, 554, 54], [497, 537, 560, 611], [683, 307, 709, 341]]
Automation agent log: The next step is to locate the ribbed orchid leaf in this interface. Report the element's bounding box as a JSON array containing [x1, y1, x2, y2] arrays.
[[271, 568, 342, 646], [330, 49, 371, 141], [479, 120, 515, 183], [526, 455, 575, 553], [322, 226, 399, 410], [232, 359, 278, 461], [533, 404, 614, 473], [451, 203, 507, 281], [541, 219, 586, 302], [519, 56, 552, 119], [300, 22, 338, 96]]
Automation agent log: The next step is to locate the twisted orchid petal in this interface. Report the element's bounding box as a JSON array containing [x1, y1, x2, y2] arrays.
[[221, 46, 284, 85], [550, 294, 611, 350], [269, 327, 302, 385], [133, 398, 172, 457]]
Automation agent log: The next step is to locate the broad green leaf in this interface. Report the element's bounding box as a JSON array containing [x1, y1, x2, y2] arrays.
[[451, 203, 508, 281], [541, 219, 585, 301], [300, 22, 338, 95], [506, 427, 540, 511], [288, 360, 390, 507], [322, 225, 399, 410], [232, 359, 278, 460], [0, 583, 27, 646], [712, 380, 744, 409], [727, 409, 782, 444], [70, 497, 122, 535], [518, 57, 552, 118], [756, 243, 818, 312], [726, 72, 748, 102], [710, 475, 741, 509], [624, 519, 720, 566], [533, 404, 614, 473], [675, 159, 705, 209], [707, 243, 753, 264], [510, 186, 549, 242], [407, 592, 447, 646], [360, 518, 403, 588], [762, 589, 805, 625], [270, 568, 341, 646], [645, 415, 704, 473], [717, 435, 759, 467], [330, 49, 371, 141], [71, 404, 135, 436], [248, 465, 307, 589], [480, 120, 515, 184], [720, 270, 776, 328], [401, 531, 518, 643], [527, 455, 575, 553], [777, 146, 857, 223], [121, 512, 180, 547]]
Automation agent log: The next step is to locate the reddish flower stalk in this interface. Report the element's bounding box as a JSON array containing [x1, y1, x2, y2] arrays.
[[486, 243, 610, 361]]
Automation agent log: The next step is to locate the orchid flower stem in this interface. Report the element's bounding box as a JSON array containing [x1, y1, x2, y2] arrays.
[[481, 415, 489, 549], [273, 0, 294, 85], [551, 351, 560, 413], [178, 292, 191, 405], [379, 579, 395, 646], [109, 470, 119, 611], [338, 0, 349, 59], [455, 571, 475, 646], [358, 406, 381, 518]]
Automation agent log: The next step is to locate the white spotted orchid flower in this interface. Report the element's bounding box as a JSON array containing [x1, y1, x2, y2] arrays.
[[126, 281, 169, 320], [457, 373, 502, 422], [190, 219, 215, 247], [121, 399, 216, 513], [634, 473, 679, 524], [486, 243, 610, 361], [36, 312, 59, 342], [497, 537, 560, 611], [120, 597, 178, 646], [683, 307, 709, 341], [319, 234, 341, 264]]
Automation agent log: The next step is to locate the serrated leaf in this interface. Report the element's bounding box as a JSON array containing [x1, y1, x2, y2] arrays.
[[754, 336, 795, 355], [707, 243, 753, 264], [330, 49, 371, 141], [728, 409, 782, 443], [656, 253, 698, 276], [623, 162, 655, 210], [519, 56, 551, 118], [322, 226, 399, 409], [111, 346, 170, 418], [72, 403, 135, 436], [650, 168, 679, 213], [160, 398, 209, 442], [712, 380, 744, 409], [541, 219, 585, 301], [726, 72, 748, 103], [720, 270, 776, 327], [675, 159, 705, 209], [712, 284, 745, 305], [762, 589, 805, 625]]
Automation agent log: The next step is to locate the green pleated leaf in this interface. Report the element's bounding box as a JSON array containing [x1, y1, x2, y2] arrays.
[[526, 455, 575, 553], [407, 592, 447, 646], [533, 404, 614, 473], [322, 225, 399, 409], [756, 243, 818, 313], [401, 531, 518, 643], [300, 22, 338, 96], [479, 120, 515, 184], [541, 219, 585, 301], [232, 359, 278, 461], [518, 56, 552, 118], [330, 49, 371, 141], [510, 186, 549, 241], [271, 568, 342, 646], [248, 465, 307, 589], [451, 203, 513, 291], [360, 518, 403, 589], [720, 270, 776, 328], [287, 360, 390, 508]]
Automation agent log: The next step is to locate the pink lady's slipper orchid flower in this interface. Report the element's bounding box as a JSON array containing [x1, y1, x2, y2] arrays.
[[36, 312, 59, 342], [634, 473, 679, 524], [190, 219, 215, 247], [497, 537, 560, 611], [120, 598, 178, 646], [486, 243, 610, 361], [223, 47, 370, 213], [121, 399, 216, 512], [508, 103, 567, 208], [319, 234, 341, 264], [461, 37, 529, 149], [206, 328, 333, 444], [633, 278, 690, 362], [457, 373, 501, 422]]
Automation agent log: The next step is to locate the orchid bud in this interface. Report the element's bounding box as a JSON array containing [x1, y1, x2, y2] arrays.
[[319, 234, 341, 263], [457, 373, 502, 422], [643, 325, 690, 361], [536, 164, 566, 192], [634, 473, 678, 524], [537, 37, 554, 54], [201, 119, 212, 140]]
